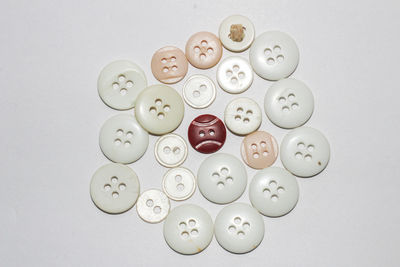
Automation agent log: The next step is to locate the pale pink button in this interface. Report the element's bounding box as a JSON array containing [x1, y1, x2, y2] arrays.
[[151, 46, 188, 84], [185, 32, 223, 69], [241, 131, 279, 169]]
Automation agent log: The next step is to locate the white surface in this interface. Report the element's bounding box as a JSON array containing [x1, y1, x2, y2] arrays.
[[224, 97, 262, 135], [216, 56, 253, 93], [154, 133, 188, 168], [162, 167, 196, 201], [136, 189, 170, 223], [1, 0, 400, 266], [219, 15, 255, 52], [182, 74, 216, 108]]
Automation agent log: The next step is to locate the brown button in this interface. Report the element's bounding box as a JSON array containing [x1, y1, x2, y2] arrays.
[[241, 131, 279, 169], [151, 46, 188, 84], [185, 32, 223, 69]]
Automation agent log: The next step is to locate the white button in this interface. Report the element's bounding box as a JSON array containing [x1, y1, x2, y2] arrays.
[[216, 56, 253, 94], [136, 189, 170, 223], [219, 15, 255, 52], [90, 163, 140, 214], [249, 167, 299, 217], [280, 127, 330, 177], [162, 167, 196, 201], [135, 85, 184, 135], [154, 134, 188, 168], [97, 60, 147, 110], [197, 153, 247, 204], [249, 31, 299, 81], [224, 97, 262, 135], [264, 78, 314, 129], [99, 114, 149, 164], [214, 203, 264, 254], [163, 204, 213, 255], [182, 74, 216, 109]]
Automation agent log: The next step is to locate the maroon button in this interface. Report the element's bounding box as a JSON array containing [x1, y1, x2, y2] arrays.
[[188, 114, 226, 154]]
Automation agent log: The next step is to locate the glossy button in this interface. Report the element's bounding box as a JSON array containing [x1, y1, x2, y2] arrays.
[[241, 131, 279, 169], [216, 56, 253, 94], [182, 74, 216, 109], [219, 15, 255, 52], [151, 46, 188, 84], [154, 133, 188, 168], [185, 31, 223, 69], [136, 189, 170, 223], [224, 97, 261, 135], [162, 167, 196, 201]]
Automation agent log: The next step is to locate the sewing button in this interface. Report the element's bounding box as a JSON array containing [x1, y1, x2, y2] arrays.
[[224, 97, 261, 135], [151, 46, 188, 84], [136, 189, 170, 223], [185, 31, 223, 69], [241, 131, 279, 169], [216, 56, 253, 94], [182, 74, 216, 109], [154, 133, 188, 168], [162, 167, 196, 201], [219, 15, 255, 52]]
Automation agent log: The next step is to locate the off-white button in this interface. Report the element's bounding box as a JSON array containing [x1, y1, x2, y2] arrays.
[[154, 134, 188, 168], [217, 56, 253, 94], [136, 189, 170, 223], [224, 97, 261, 135], [162, 167, 196, 201], [182, 74, 216, 109], [219, 15, 255, 52]]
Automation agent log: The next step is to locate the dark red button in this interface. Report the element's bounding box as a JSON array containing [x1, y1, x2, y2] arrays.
[[188, 114, 226, 154]]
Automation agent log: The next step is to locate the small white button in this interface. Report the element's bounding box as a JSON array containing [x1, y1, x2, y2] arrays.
[[249, 31, 299, 81], [162, 167, 196, 201], [97, 60, 147, 110], [154, 133, 188, 168], [163, 204, 213, 255], [249, 167, 299, 217], [136, 189, 170, 223], [216, 56, 253, 94], [182, 74, 216, 109], [90, 163, 140, 214], [99, 114, 149, 164], [281, 127, 330, 177], [219, 15, 255, 52], [224, 97, 262, 135], [264, 78, 314, 129], [197, 153, 247, 204], [214, 203, 264, 254]]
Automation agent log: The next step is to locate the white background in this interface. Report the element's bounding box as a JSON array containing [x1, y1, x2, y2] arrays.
[[1, 0, 399, 266]]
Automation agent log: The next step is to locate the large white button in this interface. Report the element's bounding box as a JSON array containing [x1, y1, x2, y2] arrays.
[[99, 114, 149, 164], [90, 163, 140, 214], [97, 60, 147, 110], [281, 127, 330, 177], [135, 85, 184, 135], [162, 167, 196, 201], [154, 133, 188, 168], [182, 74, 216, 109], [216, 56, 253, 94], [249, 31, 299, 81], [264, 78, 314, 129], [163, 204, 213, 255], [197, 153, 247, 204], [214, 203, 264, 254], [136, 189, 170, 223], [224, 97, 261, 135], [218, 15, 255, 52], [249, 167, 299, 217]]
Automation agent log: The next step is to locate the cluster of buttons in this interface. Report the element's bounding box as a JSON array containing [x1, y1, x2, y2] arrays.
[[90, 14, 331, 255]]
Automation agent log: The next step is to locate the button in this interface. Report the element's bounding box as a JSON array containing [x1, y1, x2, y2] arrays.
[[214, 203, 264, 254], [135, 85, 184, 135], [154, 133, 188, 168], [249, 167, 299, 217], [136, 189, 170, 223], [163, 204, 213, 255], [216, 56, 253, 94], [264, 78, 314, 129], [188, 114, 226, 154], [219, 15, 255, 52], [280, 127, 330, 177], [197, 153, 247, 204], [90, 163, 140, 214], [182, 74, 216, 109], [151, 46, 188, 84], [224, 97, 261, 135], [99, 114, 149, 164], [249, 31, 299, 81], [185, 31, 223, 69], [162, 167, 196, 201], [241, 131, 279, 169], [97, 60, 147, 110]]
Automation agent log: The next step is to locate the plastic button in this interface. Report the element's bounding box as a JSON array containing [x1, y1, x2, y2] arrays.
[[185, 31, 223, 69], [182, 74, 216, 109], [219, 15, 255, 52], [241, 131, 279, 169], [216, 56, 253, 94], [154, 133, 188, 168], [162, 167, 196, 201], [151, 46, 188, 84], [224, 97, 261, 135], [136, 189, 170, 223]]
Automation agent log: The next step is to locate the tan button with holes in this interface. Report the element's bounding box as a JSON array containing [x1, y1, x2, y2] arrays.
[[151, 46, 188, 84], [185, 32, 223, 69], [241, 131, 279, 169]]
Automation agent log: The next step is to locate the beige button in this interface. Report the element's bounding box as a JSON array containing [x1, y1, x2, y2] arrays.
[[241, 131, 279, 169], [151, 46, 188, 84], [185, 31, 223, 69]]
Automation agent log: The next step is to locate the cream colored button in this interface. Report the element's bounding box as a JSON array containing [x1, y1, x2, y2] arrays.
[[151, 46, 188, 84], [182, 75, 216, 109], [224, 97, 261, 135], [219, 15, 255, 52], [136, 189, 170, 223], [162, 167, 196, 201], [154, 133, 188, 168], [241, 131, 279, 169], [185, 31, 223, 69], [216, 56, 253, 94]]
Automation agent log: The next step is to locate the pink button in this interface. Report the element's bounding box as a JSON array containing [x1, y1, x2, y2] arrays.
[[241, 131, 279, 169], [151, 46, 188, 84], [185, 32, 223, 69]]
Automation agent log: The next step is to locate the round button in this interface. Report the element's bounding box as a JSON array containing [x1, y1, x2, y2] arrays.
[[216, 56, 253, 94], [249, 167, 299, 217], [249, 31, 299, 81], [163, 204, 213, 255], [99, 114, 149, 164], [214, 203, 264, 254], [97, 60, 147, 110], [154, 133, 188, 168], [136, 189, 170, 223], [241, 131, 279, 169], [224, 97, 261, 135], [185, 31, 223, 69], [280, 127, 330, 177], [197, 153, 247, 204], [188, 114, 226, 154], [264, 78, 314, 129], [151, 46, 188, 84], [219, 15, 255, 52], [135, 85, 184, 135], [162, 167, 196, 201], [90, 163, 140, 214], [182, 74, 216, 109]]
